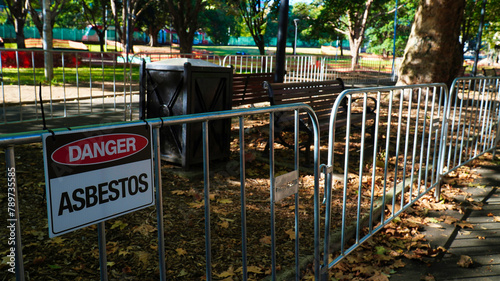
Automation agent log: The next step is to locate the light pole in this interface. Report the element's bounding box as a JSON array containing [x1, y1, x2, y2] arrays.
[[391, 0, 399, 81], [293, 19, 299, 55]]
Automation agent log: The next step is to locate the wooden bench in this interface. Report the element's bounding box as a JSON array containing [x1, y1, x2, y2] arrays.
[[232, 72, 274, 107], [482, 68, 500, 77], [263, 78, 377, 161]]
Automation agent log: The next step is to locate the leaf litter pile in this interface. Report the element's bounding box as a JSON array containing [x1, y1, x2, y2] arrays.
[[1, 103, 497, 280]]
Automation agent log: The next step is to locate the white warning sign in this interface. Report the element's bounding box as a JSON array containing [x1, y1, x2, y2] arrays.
[[43, 124, 155, 237]]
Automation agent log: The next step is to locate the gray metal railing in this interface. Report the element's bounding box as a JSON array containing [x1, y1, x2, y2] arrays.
[[2, 79, 499, 280], [439, 77, 500, 183], [0, 49, 135, 125], [0, 51, 400, 127], [320, 84, 449, 277], [1, 103, 322, 281]]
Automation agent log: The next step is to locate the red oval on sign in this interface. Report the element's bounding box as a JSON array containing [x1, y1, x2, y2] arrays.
[[51, 134, 149, 165]]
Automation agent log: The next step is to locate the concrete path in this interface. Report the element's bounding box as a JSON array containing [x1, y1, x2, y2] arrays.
[[391, 159, 500, 280]]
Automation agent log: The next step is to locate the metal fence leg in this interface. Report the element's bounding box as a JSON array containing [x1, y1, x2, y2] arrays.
[[98, 222, 108, 281]]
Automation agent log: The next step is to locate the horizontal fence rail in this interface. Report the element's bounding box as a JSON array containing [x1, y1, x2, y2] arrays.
[[320, 84, 449, 277], [0, 49, 136, 126], [0, 104, 322, 281]]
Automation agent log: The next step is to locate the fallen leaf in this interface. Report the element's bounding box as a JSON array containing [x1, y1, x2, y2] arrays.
[[218, 221, 229, 228], [421, 273, 436, 281], [187, 200, 204, 208], [110, 220, 128, 230], [216, 266, 235, 278], [285, 228, 298, 240], [48, 264, 62, 270], [455, 221, 474, 229], [48, 236, 66, 244], [171, 190, 187, 195], [133, 224, 156, 236], [493, 216, 500, 222], [427, 223, 444, 229], [218, 198, 233, 204], [367, 270, 389, 281], [260, 235, 272, 244], [176, 248, 187, 256], [236, 265, 263, 274], [136, 251, 150, 266], [457, 255, 473, 268]]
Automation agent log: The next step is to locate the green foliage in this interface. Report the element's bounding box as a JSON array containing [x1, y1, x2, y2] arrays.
[[366, 0, 418, 56], [463, 0, 500, 52], [199, 2, 239, 45]]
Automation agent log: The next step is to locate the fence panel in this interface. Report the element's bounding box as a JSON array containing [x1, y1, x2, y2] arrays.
[[222, 55, 276, 74], [320, 84, 448, 278], [130, 52, 222, 65], [0, 104, 322, 280], [322, 56, 399, 86], [0, 49, 135, 127], [440, 77, 500, 179]]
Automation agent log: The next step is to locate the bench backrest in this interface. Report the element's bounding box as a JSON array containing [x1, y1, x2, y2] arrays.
[[263, 79, 345, 122], [232, 72, 274, 107]]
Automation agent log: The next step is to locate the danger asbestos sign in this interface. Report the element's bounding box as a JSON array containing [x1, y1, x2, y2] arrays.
[[43, 124, 155, 237]]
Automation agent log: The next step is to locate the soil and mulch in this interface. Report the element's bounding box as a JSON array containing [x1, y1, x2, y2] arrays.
[[0, 111, 497, 280]]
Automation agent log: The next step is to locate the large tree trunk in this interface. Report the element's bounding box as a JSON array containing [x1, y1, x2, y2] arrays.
[[340, 0, 373, 70], [252, 34, 266, 55], [397, 0, 465, 87], [14, 19, 26, 49], [348, 36, 363, 70]]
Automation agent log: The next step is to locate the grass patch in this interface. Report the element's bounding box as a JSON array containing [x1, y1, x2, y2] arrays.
[[0, 65, 139, 86]]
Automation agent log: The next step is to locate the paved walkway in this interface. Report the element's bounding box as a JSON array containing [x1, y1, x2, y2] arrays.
[[391, 155, 500, 280]]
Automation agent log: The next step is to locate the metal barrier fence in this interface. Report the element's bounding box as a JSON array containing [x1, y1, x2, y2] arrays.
[[221, 54, 398, 85], [320, 84, 449, 277], [0, 103, 322, 281], [0, 51, 399, 127], [439, 77, 500, 186], [1, 78, 499, 280], [0, 49, 136, 125], [130, 52, 222, 65]]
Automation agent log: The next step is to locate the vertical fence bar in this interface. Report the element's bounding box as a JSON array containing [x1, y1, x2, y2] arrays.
[[32, 51, 38, 120], [112, 53, 117, 111], [101, 52, 105, 112], [239, 116, 248, 281], [1, 50, 5, 123], [269, 112, 277, 280], [97, 222, 108, 281], [6, 146, 25, 281], [61, 53, 67, 117], [294, 109, 300, 281], [76, 52, 81, 115], [153, 126, 166, 281], [202, 121, 212, 280], [15, 51, 22, 121]]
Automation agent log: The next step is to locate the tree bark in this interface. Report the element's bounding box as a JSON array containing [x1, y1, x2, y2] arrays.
[[397, 0, 465, 87], [4, 0, 28, 49], [346, 0, 373, 70], [165, 0, 204, 54]]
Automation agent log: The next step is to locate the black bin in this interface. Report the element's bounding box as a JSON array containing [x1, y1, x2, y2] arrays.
[[139, 58, 233, 168]]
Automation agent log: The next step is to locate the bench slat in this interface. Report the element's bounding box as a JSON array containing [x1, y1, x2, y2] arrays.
[[232, 72, 274, 107]]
